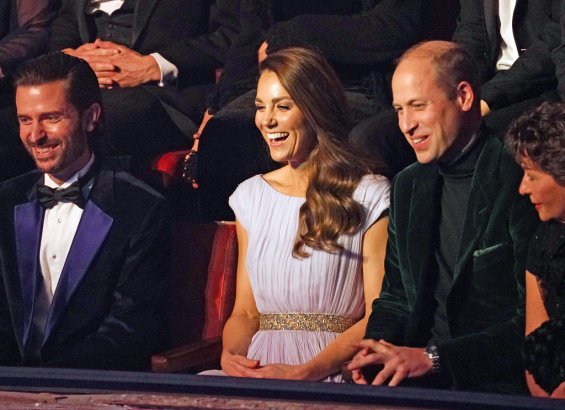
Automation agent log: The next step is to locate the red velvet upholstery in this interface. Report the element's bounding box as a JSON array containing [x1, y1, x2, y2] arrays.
[[202, 223, 238, 340], [152, 222, 238, 373], [168, 222, 216, 345], [152, 150, 191, 187], [152, 68, 225, 187]]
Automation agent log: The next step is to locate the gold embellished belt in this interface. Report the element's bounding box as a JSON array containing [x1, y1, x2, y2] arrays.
[[259, 313, 355, 333]]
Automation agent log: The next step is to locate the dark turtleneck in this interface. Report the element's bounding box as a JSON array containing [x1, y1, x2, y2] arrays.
[[429, 133, 486, 344]]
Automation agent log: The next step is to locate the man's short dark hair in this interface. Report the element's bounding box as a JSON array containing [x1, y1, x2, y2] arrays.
[[504, 101, 565, 185], [13, 52, 104, 139]]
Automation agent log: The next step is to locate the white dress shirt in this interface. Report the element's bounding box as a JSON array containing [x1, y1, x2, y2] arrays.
[[39, 155, 95, 301], [87, 0, 125, 16], [496, 0, 520, 71]]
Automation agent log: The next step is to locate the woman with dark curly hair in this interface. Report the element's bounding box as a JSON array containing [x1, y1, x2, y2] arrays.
[[211, 47, 390, 382], [505, 101, 565, 398]]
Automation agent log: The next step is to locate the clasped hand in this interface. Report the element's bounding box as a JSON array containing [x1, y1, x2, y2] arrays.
[[221, 352, 307, 380], [348, 339, 433, 386], [63, 39, 160, 88]]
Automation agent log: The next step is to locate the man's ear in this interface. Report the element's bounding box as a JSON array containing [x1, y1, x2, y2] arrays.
[[83, 102, 101, 133], [457, 81, 475, 112]]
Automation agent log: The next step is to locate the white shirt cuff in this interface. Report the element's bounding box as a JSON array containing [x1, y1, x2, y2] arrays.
[[150, 52, 179, 87]]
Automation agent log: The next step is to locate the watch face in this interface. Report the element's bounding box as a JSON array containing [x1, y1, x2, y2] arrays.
[[426, 345, 440, 374]]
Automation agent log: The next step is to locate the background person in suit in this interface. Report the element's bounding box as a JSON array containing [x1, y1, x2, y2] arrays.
[[0, 52, 170, 370], [454, 0, 561, 131], [347, 41, 539, 393], [47, 0, 241, 180]]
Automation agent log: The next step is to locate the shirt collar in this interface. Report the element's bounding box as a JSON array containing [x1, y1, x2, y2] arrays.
[[44, 154, 96, 189]]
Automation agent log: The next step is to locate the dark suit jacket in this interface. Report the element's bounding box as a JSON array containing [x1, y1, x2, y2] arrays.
[[0, 164, 170, 370], [453, 0, 560, 110], [48, 0, 241, 87], [365, 133, 539, 393]]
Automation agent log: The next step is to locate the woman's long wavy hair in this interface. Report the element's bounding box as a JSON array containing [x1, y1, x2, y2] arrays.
[[259, 47, 386, 258]]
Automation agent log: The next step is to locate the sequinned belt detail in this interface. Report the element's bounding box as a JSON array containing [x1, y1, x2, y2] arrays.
[[259, 313, 355, 333]]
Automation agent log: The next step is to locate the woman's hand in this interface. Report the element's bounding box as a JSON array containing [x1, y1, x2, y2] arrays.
[[194, 110, 214, 140], [258, 41, 269, 63], [221, 351, 260, 377], [222, 355, 311, 380], [551, 381, 565, 398], [244, 363, 310, 380]]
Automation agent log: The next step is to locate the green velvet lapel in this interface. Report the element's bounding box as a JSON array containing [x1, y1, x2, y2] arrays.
[[406, 164, 442, 302], [402, 134, 506, 306], [452, 136, 503, 284]]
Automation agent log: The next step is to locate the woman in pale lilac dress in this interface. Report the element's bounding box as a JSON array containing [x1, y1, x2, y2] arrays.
[[505, 101, 565, 399], [216, 47, 390, 382]]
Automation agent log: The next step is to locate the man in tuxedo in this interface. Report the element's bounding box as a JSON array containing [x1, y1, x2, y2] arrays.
[[348, 41, 539, 393], [0, 52, 170, 370], [453, 0, 561, 132], [47, 0, 241, 178]]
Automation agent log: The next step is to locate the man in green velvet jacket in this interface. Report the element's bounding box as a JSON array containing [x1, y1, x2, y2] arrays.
[[348, 41, 539, 394]]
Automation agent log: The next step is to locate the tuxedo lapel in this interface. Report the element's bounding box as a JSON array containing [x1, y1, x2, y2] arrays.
[[13, 200, 44, 351], [482, 0, 499, 64], [42, 172, 114, 344], [77, 0, 92, 43], [132, 0, 159, 48]]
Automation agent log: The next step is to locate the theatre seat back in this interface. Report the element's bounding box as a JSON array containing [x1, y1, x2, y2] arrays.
[[168, 222, 238, 346], [202, 222, 238, 340]]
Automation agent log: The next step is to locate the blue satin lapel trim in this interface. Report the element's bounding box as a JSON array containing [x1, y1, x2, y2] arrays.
[[14, 200, 43, 350], [43, 201, 113, 344]]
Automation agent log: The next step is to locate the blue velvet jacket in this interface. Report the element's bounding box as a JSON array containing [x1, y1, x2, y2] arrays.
[[0, 164, 170, 370]]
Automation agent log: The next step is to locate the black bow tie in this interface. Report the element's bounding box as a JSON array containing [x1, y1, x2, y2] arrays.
[[37, 183, 85, 209], [35, 160, 98, 209]]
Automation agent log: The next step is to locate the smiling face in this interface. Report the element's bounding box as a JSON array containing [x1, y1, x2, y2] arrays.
[[519, 156, 565, 222], [255, 70, 317, 168], [392, 57, 472, 164], [16, 80, 98, 184]]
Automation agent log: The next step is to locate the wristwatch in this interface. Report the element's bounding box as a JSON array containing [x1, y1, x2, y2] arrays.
[[425, 344, 441, 375]]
